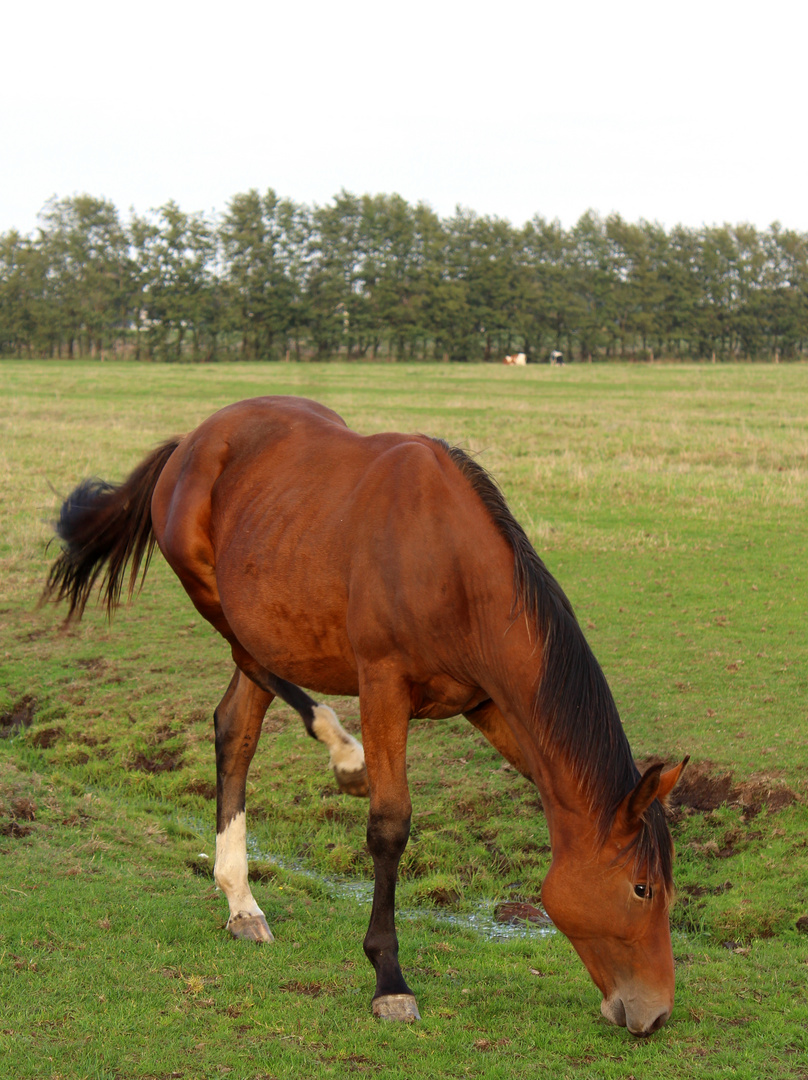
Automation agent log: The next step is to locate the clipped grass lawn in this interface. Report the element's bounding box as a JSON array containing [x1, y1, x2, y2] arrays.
[[1, 359, 807, 1079]]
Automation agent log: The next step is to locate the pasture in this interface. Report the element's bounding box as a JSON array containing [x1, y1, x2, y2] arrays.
[[1, 359, 807, 1079]]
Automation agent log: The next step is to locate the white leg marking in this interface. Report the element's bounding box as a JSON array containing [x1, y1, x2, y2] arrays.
[[311, 704, 366, 773], [214, 811, 264, 922], [311, 704, 369, 796]]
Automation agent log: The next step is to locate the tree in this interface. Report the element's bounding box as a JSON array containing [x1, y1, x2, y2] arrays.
[[133, 202, 217, 361], [220, 189, 305, 361], [605, 216, 667, 357], [307, 191, 367, 358], [567, 212, 616, 360], [523, 216, 571, 359], [3, 190, 808, 363], [0, 230, 49, 356], [761, 224, 808, 358], [37, 195, 131, 358]]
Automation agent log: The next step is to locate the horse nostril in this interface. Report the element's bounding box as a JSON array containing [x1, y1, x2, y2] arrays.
[[600, 995, 627, 1027], [629, 1008, 670, 1038], [647, 1009, 670, 1035]]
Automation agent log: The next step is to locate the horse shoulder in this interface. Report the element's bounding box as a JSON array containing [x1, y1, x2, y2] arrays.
[[344, 438, 514, 644]]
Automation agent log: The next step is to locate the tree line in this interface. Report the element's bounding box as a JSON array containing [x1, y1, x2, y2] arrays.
[[1, 191, 806, 362]]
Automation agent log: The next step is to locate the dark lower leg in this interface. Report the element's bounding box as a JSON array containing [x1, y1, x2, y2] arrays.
[[363, 809, 413, 1001]]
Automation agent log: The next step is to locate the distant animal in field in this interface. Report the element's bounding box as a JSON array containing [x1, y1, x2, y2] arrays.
[[503, 352, 527, 365], [43, 395, 687, 1035]]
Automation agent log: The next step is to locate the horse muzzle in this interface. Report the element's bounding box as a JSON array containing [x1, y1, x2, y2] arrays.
[[601, 992, 671, 1037]]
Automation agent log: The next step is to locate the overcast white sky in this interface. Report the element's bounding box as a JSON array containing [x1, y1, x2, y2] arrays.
[[3, 0, 806, 237]]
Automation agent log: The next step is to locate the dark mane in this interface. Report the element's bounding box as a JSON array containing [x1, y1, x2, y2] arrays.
[[435, 440, 673, 890]]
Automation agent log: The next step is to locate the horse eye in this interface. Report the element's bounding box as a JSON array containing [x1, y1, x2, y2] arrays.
[[634, 883, 653, 900]]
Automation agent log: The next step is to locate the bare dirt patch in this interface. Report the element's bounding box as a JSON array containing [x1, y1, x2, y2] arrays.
[[638, 757, 799, 816], [0, 820, 34, 838], [0, 794, 37, 838], [427, 885, 461, 906], [280, 979, 331, 997], [29, 726, 64, 749], [494, 900, 552, 926], [183, 778, 216, 800], [75, 657, 108, 676], [0, 696, 38, 738], [681, 881, 733, 899], [130, 748, 184, 773]]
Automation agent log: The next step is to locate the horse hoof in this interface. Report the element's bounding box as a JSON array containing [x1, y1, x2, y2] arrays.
[[372, 994, 421, 1022], [227, 913, 274, 943], [335, 764, 369, 798]]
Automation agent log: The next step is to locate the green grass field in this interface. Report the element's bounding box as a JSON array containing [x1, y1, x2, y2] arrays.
[[1, 360, 807, 1079]]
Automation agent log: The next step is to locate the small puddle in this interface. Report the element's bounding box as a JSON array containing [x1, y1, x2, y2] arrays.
[[416, 906, 555, 942], [179, 812, 555, 942]]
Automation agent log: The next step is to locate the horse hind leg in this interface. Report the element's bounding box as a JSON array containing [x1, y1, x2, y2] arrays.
[[309, 701, 369, 797], [214, 667, 275, 942], [233, 654, 368, 798], [213, 663, 366, 945]]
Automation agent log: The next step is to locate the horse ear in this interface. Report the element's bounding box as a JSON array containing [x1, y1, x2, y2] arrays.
[[622, 763, 664, 829], [656, 756, 690, 805], [619, 757, 690, 831]]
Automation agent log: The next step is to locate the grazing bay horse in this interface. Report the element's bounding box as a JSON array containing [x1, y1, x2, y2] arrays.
[[43, 396, 687, 1036]]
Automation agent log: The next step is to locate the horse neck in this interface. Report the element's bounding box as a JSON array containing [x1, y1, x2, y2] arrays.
[[479, 608, 623, 848]]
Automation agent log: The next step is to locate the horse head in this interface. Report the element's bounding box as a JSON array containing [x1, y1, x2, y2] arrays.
[[541, 758, 688, 1037]]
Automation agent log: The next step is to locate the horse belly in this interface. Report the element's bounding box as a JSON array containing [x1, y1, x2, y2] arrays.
[[216, 548, 360, 697]]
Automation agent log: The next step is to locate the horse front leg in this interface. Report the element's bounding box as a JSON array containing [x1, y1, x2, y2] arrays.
[[359, 672, 420, 1021], [213, 666, 274, 942]]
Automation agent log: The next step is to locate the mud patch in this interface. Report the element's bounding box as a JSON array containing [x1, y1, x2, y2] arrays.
[[688, 831, 753, 860], [187, 856, 213, 878], [10, 797, 36, 821], [494, 901, 552, 927], [0, 820, 33, 838], [0, 696, 37, 738], [130, 748, 184, 774], [29, 726, 64, 749], [638, 757, 799, 816], [484, 843, 517, 876], [147, 723, 181, 746], [320, 803, 355, 824], [681, 881, 733, 898], [281, 980, 331, 997], [183, 778, 216, 800], [76, 657, 107, 676], [1, 795, 37, 838], [427, 885, 461, 907], [672, 761, 735, 811], [248, 861, 280, 884], [733, 779, 797, 817]]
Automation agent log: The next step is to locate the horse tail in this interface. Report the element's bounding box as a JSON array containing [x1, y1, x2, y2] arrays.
[[42, 437, 183, 621]]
